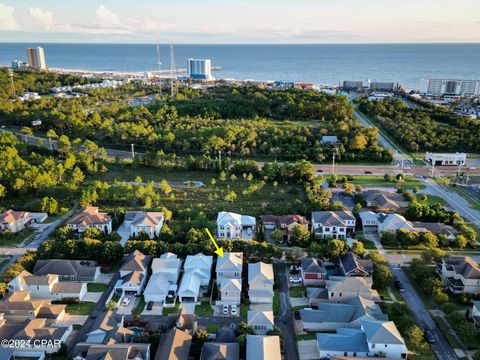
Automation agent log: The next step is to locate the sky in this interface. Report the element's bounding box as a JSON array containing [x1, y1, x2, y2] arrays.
[[0, 0, 479, 44]]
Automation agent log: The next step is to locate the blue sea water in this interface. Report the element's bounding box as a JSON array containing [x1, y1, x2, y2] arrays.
[[1, 43, 480, 89]]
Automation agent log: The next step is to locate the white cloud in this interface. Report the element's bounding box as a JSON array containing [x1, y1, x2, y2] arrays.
[[28, 7, 54, 29], [96, 4, 123, 28], [0, 2, 18, 30]]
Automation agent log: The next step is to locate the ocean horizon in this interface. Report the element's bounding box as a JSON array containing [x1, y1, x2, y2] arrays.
[[2, 43, 480, 89]]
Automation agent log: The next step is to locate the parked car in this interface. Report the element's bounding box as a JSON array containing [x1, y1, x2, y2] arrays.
[[294, 311, 301, 320], [289, 276, 302, 283], [394, 280, 405, 292], [147, 301, 153, 311], [289, 265, 301, 274], [223, 304, 229, 315], [364, 171, 373, 174], [422, 327, 436, 343], [122, 296, 131, 305], [231, 305, 238, 316]]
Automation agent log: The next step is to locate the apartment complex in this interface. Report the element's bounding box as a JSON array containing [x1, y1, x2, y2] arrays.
[[421, 79, 480, 97], [26, 47, 47, 70]]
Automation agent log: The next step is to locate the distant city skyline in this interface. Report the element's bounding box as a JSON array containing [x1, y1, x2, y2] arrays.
[[0, 0, 479, 44]]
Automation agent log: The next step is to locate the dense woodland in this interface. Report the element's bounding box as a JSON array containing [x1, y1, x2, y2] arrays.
[[357, 97, 480, 152]]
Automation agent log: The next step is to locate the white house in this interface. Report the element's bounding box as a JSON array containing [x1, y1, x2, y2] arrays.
[[326, 276, 380, 303], [178, 253, 213, 302], [8, 270, 87, 301], [124, 211, 165, 239], [247, 311, 274, 335], [218, 278, 242, 306], [311, 211, 356, 239], [0, 210, 31, 233], [67, 206, 112, 234], [437, 256, 480, 294], [359, 211, 379, 229], [217, 212, 256, 240], [246, 335, 281, 360], [248, 262, 274, 304], [362, 320, 408, 359], [144, 253, 181, 304], [216, 252, 243, 283], [115, 250, 151, 296], [377, 213, 414, 234]]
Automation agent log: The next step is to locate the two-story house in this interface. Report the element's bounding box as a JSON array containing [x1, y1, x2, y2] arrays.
[[248, 262, 274, 304], [115, 250, 151, 296], [217, 212, 256, 240], [311, 211, 355, 239], [326, 276, 380, 303], [247, 311, 274, 335], [0, 210, 31, 233], [33, 259, 100, 282], [178, 253, 213, 303], [67, 206, 112, 234], [340, 252, 373, 277], [216, 252, 243, 306], [437, 256, 480, 294], [144, 253, 181, 305], [301, 258, 328, 286], [124, 211, 165, 239], [260, 214, 309, 241]]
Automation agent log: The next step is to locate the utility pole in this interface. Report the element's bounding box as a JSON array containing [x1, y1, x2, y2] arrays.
[[170, 42, 176, 98], [218, 150, 222, 163], [431, 161, 435, 178], [156, 42, 162, 97], [332, 152, 336, 175], [7, 69, 15, 97], [131, 144, 135, 159]]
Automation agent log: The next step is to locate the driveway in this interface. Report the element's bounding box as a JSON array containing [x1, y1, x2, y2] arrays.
[[117, 223, 131, 247], [116, 296, 138, 315], [180, 302, 196, 315], [249, 303, 272, 312], [290, 298, 308, 307], [297, 340, 320, 360], [83, 292, 102, 302], [96, 273, 114, 284], [57, 314, 88, 326]]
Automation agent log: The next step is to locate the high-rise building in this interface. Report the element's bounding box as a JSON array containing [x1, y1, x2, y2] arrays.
[[421, 79, 480, 97], [187, 58, 213, 80], [11, 60, 28, 70], [26, 47, 47, 70]]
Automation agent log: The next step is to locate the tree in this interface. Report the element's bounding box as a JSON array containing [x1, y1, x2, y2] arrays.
[[0, 184, 6, 199], [353, 202, 362, 215], [373, 264, 393, 289], [224, 191, 237, 202], [351, 241, 366, 256], [290, 225, 311, 247], [327, 239, 349, 260], [455, 234, 468, 249], [343, 182, 355, 196], [384, 173, 392, 182], [412, 186, 420, 194], [210, 178, 216, 187], [350, 134, 368, 150], [71, 166, 85, 185], [270, 229, 284, 245], [41, 196, 58, 215], [57, 135, 71, 155]]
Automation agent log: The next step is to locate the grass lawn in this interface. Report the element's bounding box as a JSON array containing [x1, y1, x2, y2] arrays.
[[289, 286, 306, 298], [273, 289, 280, 316], [296, 333, 317, 341], [0, 228, 35, 247], [433, 316, 462, 349], [449, 185, 480, 211], [377, 288, 392, 302], [422, 194, 448, 206], [132, 296, 145, 316], [361, 239, 377, 250], [194, 302, 214, 316], [162, 303, 180, 315], [87, 283, 108, 292], [351, 175, 425, 190], [63, 302, 96, 315], [206, 324, 223, 334]]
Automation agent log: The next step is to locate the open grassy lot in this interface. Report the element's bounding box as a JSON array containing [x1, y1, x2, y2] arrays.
[[351, 175, 425, 190], [87, 283, 108, 292], [0, 228, 35, 247]]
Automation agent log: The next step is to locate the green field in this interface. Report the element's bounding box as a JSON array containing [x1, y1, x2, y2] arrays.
[[162, 303, 180, 315], [194, 302, 214, 316], [87, 283, 108, 292], [351, 175, 425, 190], [63, 302, 96, 315]]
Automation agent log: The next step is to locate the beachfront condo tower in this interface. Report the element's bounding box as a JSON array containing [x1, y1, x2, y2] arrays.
[[26, 47, 47, 70]]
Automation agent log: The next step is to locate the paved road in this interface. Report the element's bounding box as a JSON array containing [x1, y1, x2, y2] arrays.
[[26, 208, 76, 249], [274, 260, 299, 360], [393, 268, 458, 360]]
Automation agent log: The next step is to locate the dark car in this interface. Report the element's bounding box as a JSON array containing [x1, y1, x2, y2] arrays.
[[364, 171, 373, 174], [294, 311, 301, 320], [147, 301, 153, 311], [423, 328, 436, 343], [316, 169, 324, 173], [395, 280, 405, 292]]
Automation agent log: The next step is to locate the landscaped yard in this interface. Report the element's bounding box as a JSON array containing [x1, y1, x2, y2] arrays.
[[194, 302, 214, 316], [87, 283, 108, 292], [0, 228, 35, 247], [433, 316, 462, 349], [295, 333, 316, 341], [62, 302, 96, 315], [240, 302, 248, 319], [162, 303, 180, 315], [289, 286, 306, 298], [132, 296, 145, 316], [206, 324, 223, 334]]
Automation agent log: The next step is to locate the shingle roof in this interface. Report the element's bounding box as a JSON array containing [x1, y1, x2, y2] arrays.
[[248, 262, 274, 284], [246, 335, 281, 360], [125, 211, 164, 227], [215, 328, 236, 343], [67, 206, 111, 226], [316, 328, 369, 353], [0, 209, 29, 224], [341, 253, 373, 275], [361, 320, 405, 345], [121, 250, 151, 273], [311, 211, 355, 227], [216, 252, 243, 273], [51, 282, 85, 294], [247, 311, 274, 327], [301, 258, 327, 274], [201, 342, 240, 360], [443, 256, 480, 279], [34, 259, 98, 278], [155, 328, 192, 360]]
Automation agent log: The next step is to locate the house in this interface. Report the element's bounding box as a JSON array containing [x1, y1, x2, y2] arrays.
[[437, 256, 480, 294], [326, 277, 380, 303], [33, 259, 100, 282], [248, 262, 274, 304], [217, 211, 256, 240], [178, 253, 213, 302], [67, 206, 112, 234], [377, 213, 414, 234], [29, 212, 48, 224], [362, 190, 408, 212], [219, 279, 242, 306], [301, 258, 328, 286], [201, 342, 240, 360], [85, 311, 134, 344], [316, 320, 407, 359], [215, 328, 237, 343], [312, 211, 356, 239], [216, 252, 243, 283], [412, 222, 459, 241], [260, 214, 309, 241], [306, 287, 329, 307], [472, 301, 480, 327], [246, 335, 281, 360], [73, 343, 151, 360], [0, 291, 66, 322], [359, 211, 380, 230], [115, 250, 151, 296], [144, 253, 181, 304], [0, 210, 31, 233], [8, 270, 87, 301], [322, 135, 340, 145], [300, 296, 387, 331], [124, 211, 165, 239], [154, 328, 191, 360], [340, 253, 373, 277], [247, 310, 274, 335], [0, 318, 72, 355]]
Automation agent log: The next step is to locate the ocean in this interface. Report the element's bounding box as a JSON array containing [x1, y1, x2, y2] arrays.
[[1, 43, 480, 89]]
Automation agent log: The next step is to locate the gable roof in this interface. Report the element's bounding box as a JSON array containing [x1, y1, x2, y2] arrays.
[[341, 253, 373, 275], [201, 342, 240, 360], [377, 213, 413, 232], [248, 262, 274, 284], [316, 328, 369, 353], [301, 258, 327, 274], [121, 250, 151, 273], [34, 259, 98, 278], [184, 253, 213, 271], [155, 328, 192, 360], [217, 212, 256, 227], [361, 320, 405, 345], [215, 328, 236, 343], [125, 211, 164, 227], [443, 256, 480, 279], [246, 335, 281, 360], [216, 252, 243, 273], [247, 311, 274, 327], [220, 278, 242, 292], [311, 211, 355, 227], [260, 214, 308, 227], [0, 210, 29, 224], [326, 277, 376, 296], [67, 206, 111, 226]]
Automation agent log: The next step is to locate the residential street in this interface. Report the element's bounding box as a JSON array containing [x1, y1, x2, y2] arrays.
[[274, 260, 299, 360]]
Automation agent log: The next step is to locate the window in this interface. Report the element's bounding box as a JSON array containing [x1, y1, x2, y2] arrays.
[[339, 293, 342, 297], [372, 344, 375, 349], [385, 344, 387, 347], [325, 227, 330, 232], [225, 292, 228, 296], [344, 352, 348, 356], [330, 292, 334, 297]]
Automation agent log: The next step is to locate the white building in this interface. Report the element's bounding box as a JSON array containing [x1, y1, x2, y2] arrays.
[[0, 210, 31, 233], [26, 47, 47, 70], [425, 152, 467, 166], [421, 79, 480, 97], [248, 262, 274, 304], [187, 58, 213, 80], [217, 212, 256, 240], [143, 253, 181, 304], [311, 211, 356, 239], [124, 211, 165, 239], [178, 253, 213, 302], [67, 207, 112, 235], [247, 311, 274, 335]]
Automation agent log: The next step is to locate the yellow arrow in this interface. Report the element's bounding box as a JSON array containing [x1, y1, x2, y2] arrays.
[[205, 228, 224, 258]]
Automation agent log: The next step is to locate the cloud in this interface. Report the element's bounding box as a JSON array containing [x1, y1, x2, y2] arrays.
[[29, 7, 54, 29], [96, 4, 123, 28], [0, 2, 18, 30]]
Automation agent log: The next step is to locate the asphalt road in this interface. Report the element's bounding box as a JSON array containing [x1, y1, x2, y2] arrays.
[[393, 268, 458, 360], [274, 260, 299, 360]]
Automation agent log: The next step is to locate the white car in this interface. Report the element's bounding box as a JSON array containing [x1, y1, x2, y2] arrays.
[[289, 276, 302, 283], [122, 296, 131, 306], [231, 305, 238, 316], [33, 234, 41, 240], [223, 304, 229, 315]]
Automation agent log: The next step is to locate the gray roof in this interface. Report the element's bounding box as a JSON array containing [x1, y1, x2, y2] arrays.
[[121, 250, 151, 273], [215, 328, 236, 343], [443, 257, 480, 279], [316, 328, 369, 353], [311, 211, 355, 227], [246, 335, 281, 360], [34, 259, 98, 278], [306, 287, 328, 301], [361, 320, 405, 345], [301, 258, 327, 274], [341, 253, 373, 275], [201, 342, 240, 360]]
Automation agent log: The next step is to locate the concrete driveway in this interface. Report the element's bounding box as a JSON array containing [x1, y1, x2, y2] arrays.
[[96, 273, 114, 284], [297, 340, 320, 360], [83, 292, 102, 302], [180, 302, 196, 315], [116, 296, 138, 315], [57, 314, 88, 326]]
